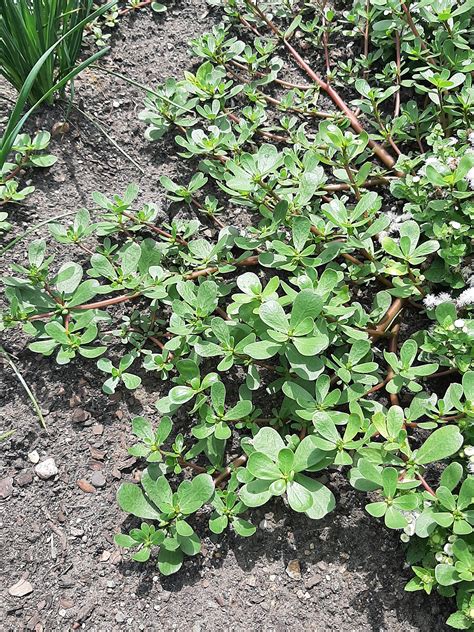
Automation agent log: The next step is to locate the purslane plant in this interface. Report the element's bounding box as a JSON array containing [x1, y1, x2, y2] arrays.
[[1, 0, 474, 627], [0, 131, 57, 234]]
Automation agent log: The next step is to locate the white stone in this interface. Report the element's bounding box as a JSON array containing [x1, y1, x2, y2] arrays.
[[34, 458, 58, 480], [28, 450, 40, 464]]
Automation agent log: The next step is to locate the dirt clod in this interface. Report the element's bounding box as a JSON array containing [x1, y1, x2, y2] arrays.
[[77, 479, 95, 494]]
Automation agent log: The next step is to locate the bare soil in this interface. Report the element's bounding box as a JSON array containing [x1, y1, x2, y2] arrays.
[[0, 3, 452, 630]]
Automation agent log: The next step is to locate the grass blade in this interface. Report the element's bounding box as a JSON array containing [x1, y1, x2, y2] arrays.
[[0, 345, 46, 430], [0, 210, 77, 257]]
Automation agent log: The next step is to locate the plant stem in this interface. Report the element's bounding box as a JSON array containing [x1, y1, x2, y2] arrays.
[[324, 177, 390, 192], [2, 156, 28, 183], [416, 473, 436, 497], [394, 30, 401, 117], [121, 210, 188, 245], [119, 0, 153, 15], [320, 0, 331, 80], [363, 0, 371, 78], [229, 60, 312, 90], [342, 154, 361, 200], [214, 455, 247, 486], [0, 346, 46, 429], [425, 367, 459, 380], [386, 322, 401, 406]]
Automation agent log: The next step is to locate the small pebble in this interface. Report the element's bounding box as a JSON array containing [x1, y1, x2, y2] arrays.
[[71, 409, 90, 423], [0, 476, 14, 499], [28, 450, 40, 464], [286, 559, 302, 581], [70, 527, 84, 537], [90, 472, 106, 488], [16, 470, 33, 488], [35, 458, 58, 480], [9, 578, 33, 597], [77, 479, 95, 493]]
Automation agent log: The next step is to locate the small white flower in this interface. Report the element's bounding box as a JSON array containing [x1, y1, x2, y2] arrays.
[[423, 292, 454, 309], [466, 167, 474, 190], [469, 131, 474, 146], [438, 292, 453, 303], [450, 221, 461, 230], [468, 462, 474, 475], [457, 287, 474, 308], [461, 267, 474, 286], [464, 445, 474, 457], [424, 292, 454, 309], [454, 319, 465, 328], [444, 543, 453, 556], [423, 294, 438, 309], [447, 157, 459, 170], [412, 176, 421, 183], [423, 293, 452, 308], [400, 533, 410, 543], [377, 231, 389, 244]]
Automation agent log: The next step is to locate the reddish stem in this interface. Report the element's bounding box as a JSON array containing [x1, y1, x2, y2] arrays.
[[363, 0, 370, 78], [425, 367, 458, 380], [122, 211, 188, 246], [400, 2, 435, 65], [416, 473, 436, 497], [214, 455, 247, 486], [324, 177, 390, 192], [229, 60, 312, 91], [119, 0, 152, 15]]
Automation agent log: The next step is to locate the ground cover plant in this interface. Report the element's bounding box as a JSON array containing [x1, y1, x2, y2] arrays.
[[1, 0, 474, 628]]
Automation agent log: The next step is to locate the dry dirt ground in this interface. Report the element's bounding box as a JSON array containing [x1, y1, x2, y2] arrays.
[[0, 3, 452, 630]]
